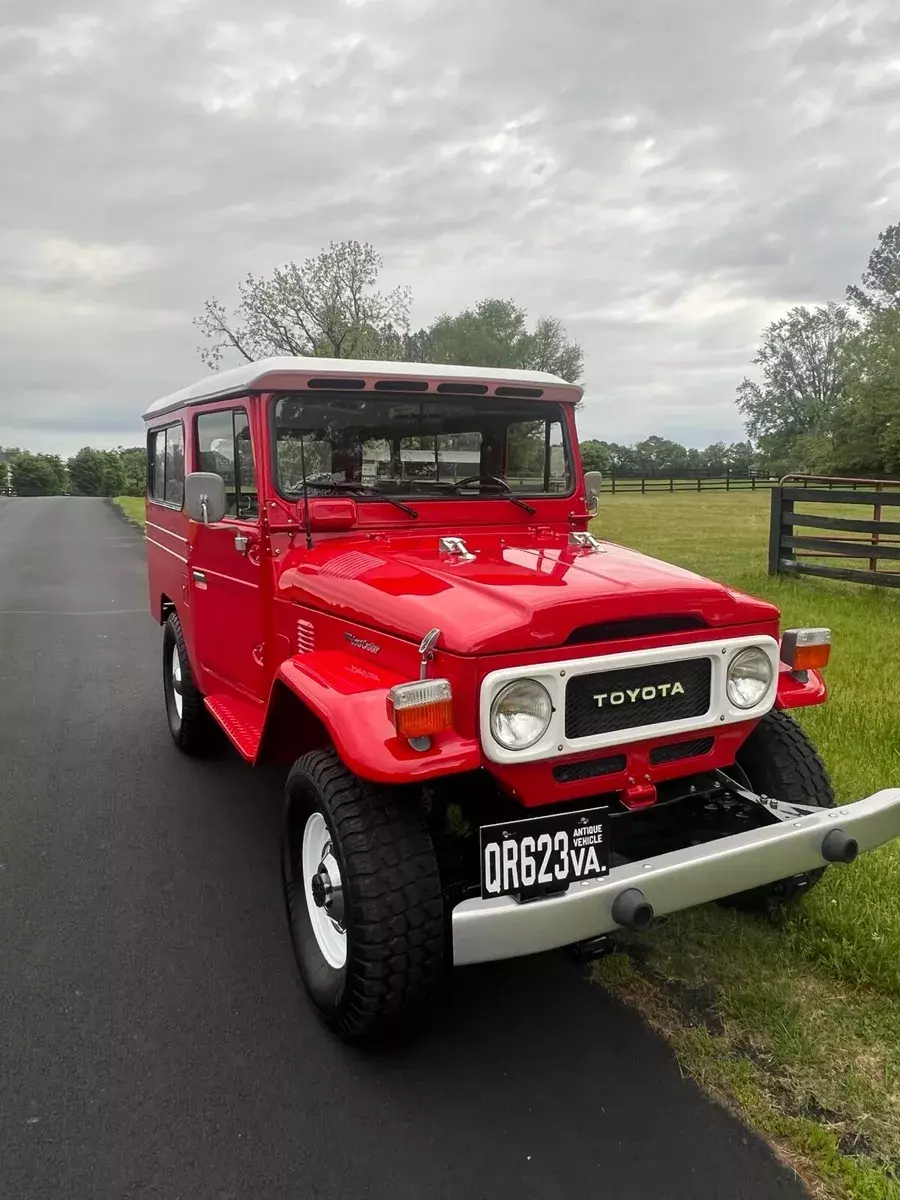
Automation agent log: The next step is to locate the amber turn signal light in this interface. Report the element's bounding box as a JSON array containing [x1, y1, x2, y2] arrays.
[[387, 679, 453, 740], [781, 627, 831, 671]]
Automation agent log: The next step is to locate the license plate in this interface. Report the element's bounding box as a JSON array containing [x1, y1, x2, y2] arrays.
[[479, 806, 609, 900]]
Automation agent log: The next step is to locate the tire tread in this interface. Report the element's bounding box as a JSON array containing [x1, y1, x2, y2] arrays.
[[285, 750, 444, 1040]]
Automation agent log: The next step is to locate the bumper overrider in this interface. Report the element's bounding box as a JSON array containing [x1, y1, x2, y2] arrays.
[[451, 788, 900, 966]]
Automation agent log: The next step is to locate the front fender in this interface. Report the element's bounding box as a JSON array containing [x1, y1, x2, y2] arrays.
[[774, 663, 827, 710], [265, 651, 482, 784]]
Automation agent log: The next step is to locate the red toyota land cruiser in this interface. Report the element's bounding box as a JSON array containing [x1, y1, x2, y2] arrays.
[[143, 357, 900, 1041]]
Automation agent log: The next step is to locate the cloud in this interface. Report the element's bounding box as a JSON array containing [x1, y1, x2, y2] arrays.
[[2, 0, 900, 455]]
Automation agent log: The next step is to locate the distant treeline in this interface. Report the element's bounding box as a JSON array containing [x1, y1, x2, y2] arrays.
[[0, 446, 145, 497]]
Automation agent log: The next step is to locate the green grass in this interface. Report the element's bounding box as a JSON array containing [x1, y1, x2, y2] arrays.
[[590, 491, 900, 1199], [111, 496, 145, 526]]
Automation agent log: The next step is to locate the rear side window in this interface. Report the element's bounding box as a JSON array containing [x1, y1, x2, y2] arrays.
[[195, 408, 258, 520], [148, 422, 184, 507]]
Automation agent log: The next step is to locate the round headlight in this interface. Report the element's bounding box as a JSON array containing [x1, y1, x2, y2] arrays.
[[490, 679, 553, 751], [726, 647, 773, 709]]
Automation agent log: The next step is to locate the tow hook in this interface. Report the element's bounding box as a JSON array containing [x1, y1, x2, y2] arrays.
[[611, 887, 655, 932], [569, 934, 615, 964]]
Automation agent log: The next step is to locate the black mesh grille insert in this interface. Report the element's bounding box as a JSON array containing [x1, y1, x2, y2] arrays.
[[553, 754, 627, 783], [565, 657, 712, 739], [649, 736, 715, 766]]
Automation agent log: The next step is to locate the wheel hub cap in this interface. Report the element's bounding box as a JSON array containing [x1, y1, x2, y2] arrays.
[[301, 815, 347, 969], [310, 851, 345, 927], [171, 645, 183, 719]]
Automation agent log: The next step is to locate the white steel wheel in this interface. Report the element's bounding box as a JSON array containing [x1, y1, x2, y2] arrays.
[[301, 812, 347, 970], [171, 644, 184, 719]]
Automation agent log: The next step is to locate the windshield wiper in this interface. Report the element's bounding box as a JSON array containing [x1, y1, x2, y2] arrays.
[[300, 480, 419, 518], [502, 494, 536, 515]]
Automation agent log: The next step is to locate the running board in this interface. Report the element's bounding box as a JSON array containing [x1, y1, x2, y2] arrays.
[[204, 694, 264, 760]]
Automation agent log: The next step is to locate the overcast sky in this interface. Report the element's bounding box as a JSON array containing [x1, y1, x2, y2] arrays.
[[3, 0, 899, 457]]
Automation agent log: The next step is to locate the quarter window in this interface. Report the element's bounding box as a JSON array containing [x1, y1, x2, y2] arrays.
[[147, 422, 184, 507], [196, 408, 258, 520]]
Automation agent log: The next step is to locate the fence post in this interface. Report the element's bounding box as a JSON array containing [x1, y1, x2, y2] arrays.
[[669, 477, 674, 493], [768, 485, 786, 575], [641, 477, 646, 495], [870, 483, 883, 573], [611, 474, 616, 495], [726, 470, 730, 491], [697, 477, 702, 493], [751, 475, 756, 491]]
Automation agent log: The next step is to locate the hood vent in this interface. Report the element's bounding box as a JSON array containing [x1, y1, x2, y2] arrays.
[[566, 615, 708, 646]]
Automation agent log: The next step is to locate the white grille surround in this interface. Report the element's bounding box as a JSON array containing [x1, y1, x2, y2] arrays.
[[479, 635, 780, 766]]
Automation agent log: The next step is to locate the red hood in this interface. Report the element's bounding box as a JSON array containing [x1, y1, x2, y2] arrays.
[[276, 528, 779, 654]]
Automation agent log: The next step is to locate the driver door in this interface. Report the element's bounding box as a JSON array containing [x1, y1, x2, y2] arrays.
[[187, 405, 265, 701]]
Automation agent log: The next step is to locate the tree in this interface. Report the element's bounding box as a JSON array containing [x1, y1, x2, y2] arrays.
[[100, 450, 126, 497], [579, 440, 612, 474], [117, 447, 146, 496], [67, 447, 108, 496], [11, 452, 66, 496], [847, 223, 900, 316], [832, 308, 900, 474], [408, 298, 583, 382], [630, 435, 690, 474], [194, 240, 412, 368], [735, 303, 857, 463]]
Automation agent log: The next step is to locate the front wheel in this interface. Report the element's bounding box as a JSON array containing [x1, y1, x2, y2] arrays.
[[722, 709, 835, 912], [280, 750, 444, 1042]]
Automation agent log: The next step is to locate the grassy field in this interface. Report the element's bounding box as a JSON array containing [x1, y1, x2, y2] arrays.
[[591, 491, 900, 1200], [111, 496, 145, 525]]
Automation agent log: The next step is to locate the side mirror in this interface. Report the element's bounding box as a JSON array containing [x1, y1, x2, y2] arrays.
[[583, 470, 602, 517], [184, 472, 226, 524]]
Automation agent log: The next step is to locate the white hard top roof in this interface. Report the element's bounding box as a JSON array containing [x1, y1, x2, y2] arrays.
[[143, 355, 582, 419]]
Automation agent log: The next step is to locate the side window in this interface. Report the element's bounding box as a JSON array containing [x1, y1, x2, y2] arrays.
[[148, 430, 165, 501], [147, 423, 184, 507], [164, 424, 185, 506], [196, 408, 258, 520]]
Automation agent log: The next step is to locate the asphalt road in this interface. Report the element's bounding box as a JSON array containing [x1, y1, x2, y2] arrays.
[[0, 497, 809, 1200]]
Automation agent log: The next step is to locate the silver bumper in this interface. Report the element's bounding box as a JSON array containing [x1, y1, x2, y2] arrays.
[[451, 788, 900, 966]]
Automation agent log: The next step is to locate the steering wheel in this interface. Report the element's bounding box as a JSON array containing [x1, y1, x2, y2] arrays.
[[445, 475, 511, 494]]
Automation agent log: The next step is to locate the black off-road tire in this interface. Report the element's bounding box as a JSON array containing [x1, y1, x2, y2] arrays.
[[280, 749, 444, 1042], [722, 709, 835, 912], [162, 612, 211, 755]]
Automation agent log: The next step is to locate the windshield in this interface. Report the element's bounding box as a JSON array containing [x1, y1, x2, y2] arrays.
[[272, 392, 572, 500]]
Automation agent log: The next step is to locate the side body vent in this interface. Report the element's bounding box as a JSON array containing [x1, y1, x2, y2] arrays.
[[296, 619, 315, 654]]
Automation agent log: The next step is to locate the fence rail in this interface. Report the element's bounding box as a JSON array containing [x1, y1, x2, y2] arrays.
[[601, 474, 774, 494], [600, 473, 900, 495], [768, 475, 900, 589]]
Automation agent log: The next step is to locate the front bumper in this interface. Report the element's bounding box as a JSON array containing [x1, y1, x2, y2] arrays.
[[451, 788, 900, 966]]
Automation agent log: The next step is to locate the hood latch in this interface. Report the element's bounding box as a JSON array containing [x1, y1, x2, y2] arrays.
[[439, 536, 475, 561], [568, 531, 606, 553]]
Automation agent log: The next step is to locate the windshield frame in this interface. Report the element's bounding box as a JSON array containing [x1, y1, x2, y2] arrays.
[[267, 390, 577, 506]]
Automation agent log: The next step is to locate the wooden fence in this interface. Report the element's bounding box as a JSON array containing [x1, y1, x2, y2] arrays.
[[768, 475, 900, 588], [601, 473, 775, 494]]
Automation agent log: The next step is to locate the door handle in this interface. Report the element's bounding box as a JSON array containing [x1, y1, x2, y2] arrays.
[[192, 569, 206, 583], [234, 533, 250, 555]]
